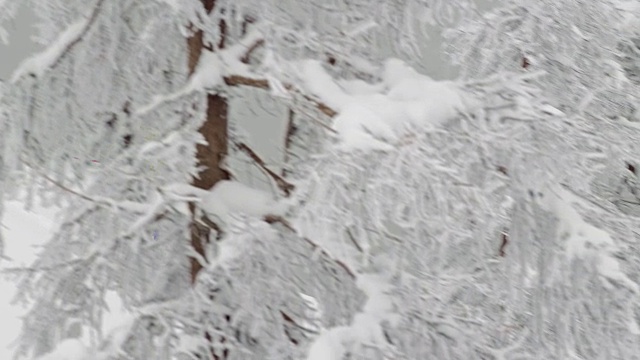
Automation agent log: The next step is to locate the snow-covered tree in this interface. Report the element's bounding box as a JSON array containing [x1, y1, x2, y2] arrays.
[[445, 0, 640, 121], [0, 0, 472, 359], [0, 0, 639, 359]]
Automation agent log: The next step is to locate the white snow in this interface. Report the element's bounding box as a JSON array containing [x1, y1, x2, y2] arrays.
[[186, 50, 225, 93], [540, 186, 639, 294], [332, 101, 397, 152], [337, 79, 384, 96], [540, 104, 565, 116], [0, 200, 57, 359], [306, 274, 398, 360], [156, 0, 182, 13], [298, 58, 472, 151], [344, 20, 378, 37], [199, 180, 286, 224], [0, 198, 133, 359], [34, 339, 88, 360], [300, 60, 350, 111], [10, 19, 88, 83]]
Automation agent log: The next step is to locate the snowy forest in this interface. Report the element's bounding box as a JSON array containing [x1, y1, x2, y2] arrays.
[[0, 0, 639, 359]]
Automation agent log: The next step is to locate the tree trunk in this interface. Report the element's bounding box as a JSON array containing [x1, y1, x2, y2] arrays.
[[187, 0, 229, 285], [186, 2, 232, 359]]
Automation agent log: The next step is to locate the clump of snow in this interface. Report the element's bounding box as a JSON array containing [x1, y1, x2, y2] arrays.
[[332, 102, 397, 152], [540, 104, 565, 116], [298, 58, 473, 152], [186, 50, 224, 93], [200, 180, 286, 224], [11, 19, 88, 83], [382, 58, 424, 87], [337, 79, 384, 96]]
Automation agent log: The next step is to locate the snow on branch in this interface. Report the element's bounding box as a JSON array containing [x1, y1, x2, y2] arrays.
[[10, 0, 106, 83], [199, 180, 285, 224], [22, 159, 149, 214], [541, 185, 640, 294], [137, 27, 338, 118]]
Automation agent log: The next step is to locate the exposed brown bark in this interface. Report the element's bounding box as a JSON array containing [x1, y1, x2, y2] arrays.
[[182, 3, 347, 356], [187, 28, 206, 75], [186, 2, 233, 359], [187, 0, 231, 286], [241, 15, 256, 36], [282, 109, 296, 178], [499, 231, 509, 257], [218, 16, 228, 49], [193, 95, 232, 190], [240, 39, 264, 64]]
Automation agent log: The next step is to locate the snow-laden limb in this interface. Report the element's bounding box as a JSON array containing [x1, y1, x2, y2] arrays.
[[538, 185, 639, 294], [160, 182, 209, 202], [446, 0, 639, 120], [298, 60, 351, 112], [136, 29, 265, 115], [11, 19, 87, 83], [124, 191, 166, 237], [136, 49, 224, 115], [10, 0, 105, 83], [306, 273, 399, 360]]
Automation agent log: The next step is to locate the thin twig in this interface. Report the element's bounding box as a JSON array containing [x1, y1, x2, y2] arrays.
[[346, 227, 364, 253], [240, 39, 264, 64], [235, 142, 295, 196]]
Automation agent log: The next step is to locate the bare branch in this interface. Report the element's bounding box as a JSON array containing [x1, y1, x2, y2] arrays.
[[240, 39, 265, 64], [235, 142, 295, 196], [346, 228, 364, 253]]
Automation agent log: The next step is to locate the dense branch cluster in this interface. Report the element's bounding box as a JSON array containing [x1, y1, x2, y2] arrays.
[[0, 0, 638, 359]]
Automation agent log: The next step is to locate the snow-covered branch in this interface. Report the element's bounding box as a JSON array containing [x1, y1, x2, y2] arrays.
[[10, 0, 106, 83]]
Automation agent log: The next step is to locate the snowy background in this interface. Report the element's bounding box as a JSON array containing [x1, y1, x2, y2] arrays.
[[0, 0, 541, 358]]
